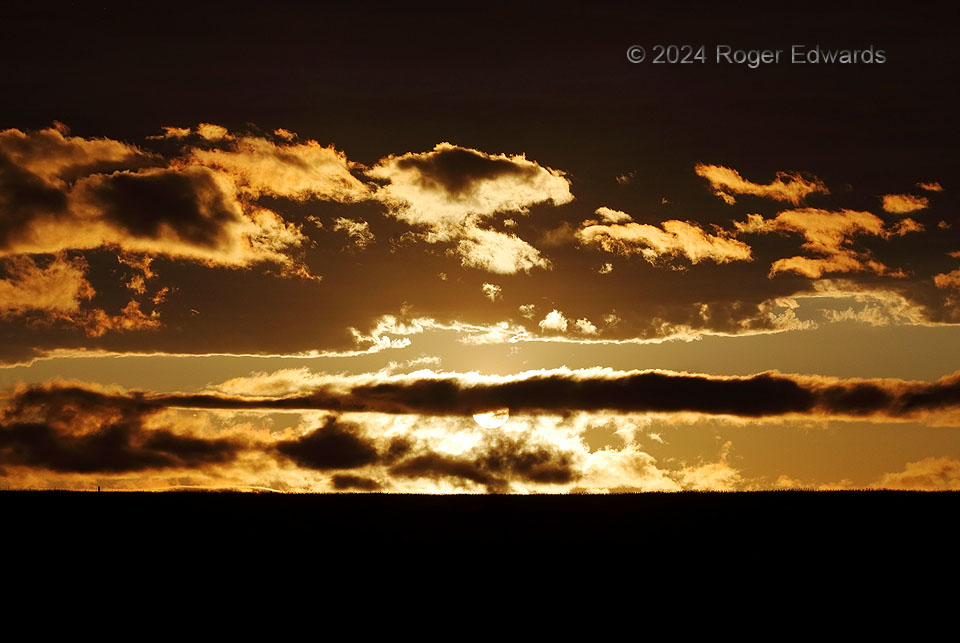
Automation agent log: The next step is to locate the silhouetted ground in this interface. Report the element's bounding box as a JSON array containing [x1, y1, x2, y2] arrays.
[[8, 490, 954, 612], [4, 490, 957, 572]]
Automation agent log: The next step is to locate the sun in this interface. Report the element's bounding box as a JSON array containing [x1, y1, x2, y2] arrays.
[[472, 408, 510, 429]]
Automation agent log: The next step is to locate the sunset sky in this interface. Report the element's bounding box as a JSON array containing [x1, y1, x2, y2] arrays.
[[1, 2, 958, 492]]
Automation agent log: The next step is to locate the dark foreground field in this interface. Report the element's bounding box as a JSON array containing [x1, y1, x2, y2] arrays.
[[6, 490, 953, 614], [4, 490, 958, 573]]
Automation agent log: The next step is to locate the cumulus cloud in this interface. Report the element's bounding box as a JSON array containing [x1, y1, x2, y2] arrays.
[[934, 253, 960, 290], [0, 126, 310, 271], [481, 283, 502, 301], [0, 254, 165, 336], [367, 142, 570, 273], [0, 254, 94, 317], [456, 226, 550, 273], [72, 166, 307, 267], [0, 125, 154, 253], [332, 217, 374, 249], [872, 457, 960, 490], [882, 194, 929, 214], [578, 208, 752, 266], [674, 441, 742, 490], [75, 300, 164, 337], [146, 126, 192, 140], [340, 298, 835, 354], [695, 164, 828, 205], [574, 318, 597, 335], [934, 270, 960, 289], [539, 309, 568, 332], [594, 206, 634, 224], [736, 208, 921, 278], [368, 142, 572, 225], [183, 134, 370, 202], [197, 123, 230, 141], [574, 446, 681, 492], [0, 144, 310, 336]]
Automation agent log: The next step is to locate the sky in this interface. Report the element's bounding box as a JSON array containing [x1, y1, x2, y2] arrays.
[[1, 1, 959, 492]]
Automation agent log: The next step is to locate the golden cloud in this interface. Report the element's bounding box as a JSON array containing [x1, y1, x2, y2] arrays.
[[183, 134, 371, 202], [881, 193, 929, 214], [871, 457, 960, 490], [695, 164, 828, 205], [332, 217, 375, 249], [578, 208, 752, 265], [366, 142, 571, 274], [455, 226, 550, 273], [0, 126, 312, 273], [0, 124, 155, 186], [0, 254, 163, 337], [736, 208, 921, 278], [0, 254, 94, 317]]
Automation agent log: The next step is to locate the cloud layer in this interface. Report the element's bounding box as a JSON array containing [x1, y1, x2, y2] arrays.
[[13, 367, 960, 424]]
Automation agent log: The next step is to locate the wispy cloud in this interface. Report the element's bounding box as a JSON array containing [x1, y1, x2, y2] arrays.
[[695, 164, 827, 205]]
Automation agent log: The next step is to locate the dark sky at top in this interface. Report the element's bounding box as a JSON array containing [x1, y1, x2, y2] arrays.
[[1, 1, 955, 178]]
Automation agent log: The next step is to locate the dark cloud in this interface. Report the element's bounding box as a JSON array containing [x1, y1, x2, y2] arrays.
[[391, 453, 501, 489], [272, 417, 577, 492], [0, 381, 582, 491], [0, 126, 157, 252], [389, 432, 578, 492], [0, 422, 241, 473], [7, 371, 960, 489], [0, 386, 243, 473], [818, 382, 895, 416], [142, 369, 960, 422], [76, 167, 242, 248], [393, 145, 539, 196], [274, 417, 379, 470], [8, 383, 153, 418], [331, 474, 381, 491], [0, 152, 69, 249], [344, 371, 815, 417], [897, 376, 960, 414]]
